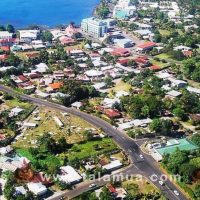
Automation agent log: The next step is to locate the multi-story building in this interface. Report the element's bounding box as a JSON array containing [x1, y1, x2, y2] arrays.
[[81, 17, 108, 38]]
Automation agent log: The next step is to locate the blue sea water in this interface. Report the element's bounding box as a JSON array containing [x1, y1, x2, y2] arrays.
[[0, 0, 99, 27]]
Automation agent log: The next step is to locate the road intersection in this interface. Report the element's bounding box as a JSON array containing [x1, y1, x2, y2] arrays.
[[0, 85, 187, 200]]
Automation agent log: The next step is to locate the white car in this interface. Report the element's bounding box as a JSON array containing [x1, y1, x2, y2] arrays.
[[139, 154, 144, 159], [89, 184, 96, 188], [159, 181, 164, 186], [174, 190, 179, 196]]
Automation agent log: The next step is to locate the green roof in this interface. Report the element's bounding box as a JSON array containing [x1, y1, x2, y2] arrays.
[[115, 10, 128, 19], [156, 138, 199, 155]]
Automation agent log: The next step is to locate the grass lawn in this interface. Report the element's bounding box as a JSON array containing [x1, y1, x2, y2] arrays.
[[150, 59, 169, 68], [108, 80, 131, 97], [122, 177, 158, 195], [66, 138, 118, 161], [159, 29, 171, 36], [5, 98, 33, 109], [155, 53, 171, 60]]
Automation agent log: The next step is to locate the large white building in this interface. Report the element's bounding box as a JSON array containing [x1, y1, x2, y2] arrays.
[[81, 17, 108, 38], [19, 30, 40, 42]]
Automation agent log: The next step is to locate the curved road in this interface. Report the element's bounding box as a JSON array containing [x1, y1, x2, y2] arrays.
[[0, 85, 188, 200]]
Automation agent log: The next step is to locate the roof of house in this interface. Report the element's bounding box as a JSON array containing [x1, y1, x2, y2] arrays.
[[104, 109, 121, 118], [137, 41, 157, 50], [49, 82, 63, 90], [59, 166, 82, 184]]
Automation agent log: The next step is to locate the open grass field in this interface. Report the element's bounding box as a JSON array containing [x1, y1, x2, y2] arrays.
[[5, 98, 33, 109], [65, 137, 118, 161]]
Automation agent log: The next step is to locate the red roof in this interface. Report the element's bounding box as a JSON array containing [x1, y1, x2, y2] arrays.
[[111, 48, 130, 57], [26, 53, 40, 58], [117, 59, 130, 66], [135, 57, 149, 64], [0, 38, 16, 43], [104, 109, 121, 118], [0, 46, 10, 52], [0, 134, 5, 141], [0, 54, 9, 61], [137, 42, 157, 50], [18, 75, 28, 82], [49, 82, 63, 90], [150, 65, 161, 71], [183, 50, 193, 57], [107, 184, 117, 193], [28, 73, 43, 79]]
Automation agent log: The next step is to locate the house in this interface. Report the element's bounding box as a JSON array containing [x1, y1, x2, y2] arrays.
[[107, 184, 127, 199], [0, 54, 9, 61], [59, 36, 75, 46], [102, 160, 122, 171], [187, 86, 200, 95], [85, 70, 104, 79], [104, 109, 121, 119], [168, 78, 187, 88], [65, 23, 80, 37], [103, 98, 120, 108], [0, 31, 13, 39], [53, 70, 65, 80], [49, 82, 63, 91], [136, 41, 157, 52], [0, 146, 13, 156], [113, 38, 134, 48], [165, 90, 182, 99], [111, 48, 130, 57], [9, 107, 24, 117], [15, 186, 27, 196], [27, 182, 47, 196], [19, 30, 40, 42], [71, 101, 83, 109], [32, 63, 49, 73], [58, 166, 83, 184]]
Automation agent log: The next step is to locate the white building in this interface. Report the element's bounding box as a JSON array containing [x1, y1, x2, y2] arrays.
[[81, 17, 108, 38], [19, 30, 40, 42], [0, 31, 13, 39], [102, 160, 122, 171], [58, 166, 83, 184], [27, 182, 47, 196]]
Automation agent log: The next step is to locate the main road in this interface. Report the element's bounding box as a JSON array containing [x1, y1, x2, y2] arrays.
[[0, 85, 188, 200]]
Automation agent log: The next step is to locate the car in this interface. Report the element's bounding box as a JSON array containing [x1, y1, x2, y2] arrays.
[[174, 190, 179, 196], [89, 184, 96, 188], [139, 154, 144, 159], [159, 181, 165, 186]]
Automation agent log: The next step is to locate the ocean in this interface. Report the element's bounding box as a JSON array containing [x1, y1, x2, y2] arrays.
[[0, 0, 99, 28]]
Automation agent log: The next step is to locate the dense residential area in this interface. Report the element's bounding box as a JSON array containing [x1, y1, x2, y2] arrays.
[[0, 0, 200, 199]]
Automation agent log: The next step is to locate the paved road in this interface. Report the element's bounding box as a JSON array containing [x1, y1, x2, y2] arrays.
[[0, 85, 188, 200]]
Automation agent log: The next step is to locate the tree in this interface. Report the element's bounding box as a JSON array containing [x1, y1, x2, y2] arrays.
[[6, 24, 15, 33], [104, 76, 113, 88], [173, 107, 186, 120], [179, 163, 196, 183], [41, 31, 53, 42], [167, 149, 188, 174], [194, 184, 200, 198], [190, 134, 200, 147]]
